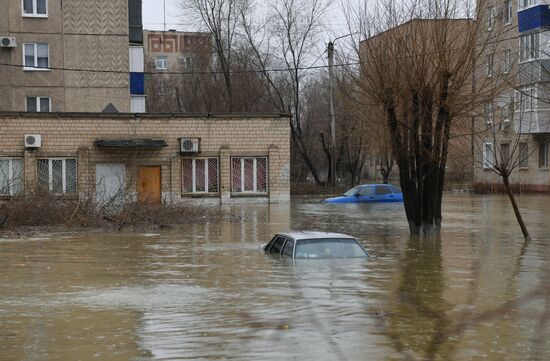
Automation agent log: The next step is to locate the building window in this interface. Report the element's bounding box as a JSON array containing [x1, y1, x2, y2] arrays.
[[504, 0, 512, 24], [182, 158, 219, 193], [519, 142, 529, 168], [154, 56, 168, 70], [483, 142, 493, 169], [0, 159, 23, 196], [515, 87, 536, 112], [539, 142, 549, 168], [26, 96, 50, 112], [487, 54, 494, 77], [487, 7, 496, 30], [519, 0, 538, 10], [520, 32, 539, 62], [22, 0, 47, 17], [37, 158, 77, 194], [231, 157, 268, 193], [484, 103, 494, 126], [23, 43, 49, 70], [180, 56, 194, 70], [500, 143, 510, 167], [503, 49, 511, 74]]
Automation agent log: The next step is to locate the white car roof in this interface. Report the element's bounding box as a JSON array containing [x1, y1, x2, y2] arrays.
[[276, 231, 357, 241]]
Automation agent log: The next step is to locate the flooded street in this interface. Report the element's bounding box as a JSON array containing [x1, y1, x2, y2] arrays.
[[1, 194, 549, 361]]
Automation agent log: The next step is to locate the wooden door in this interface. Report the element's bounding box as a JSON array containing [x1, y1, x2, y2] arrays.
[[138, 166, 161, 205]]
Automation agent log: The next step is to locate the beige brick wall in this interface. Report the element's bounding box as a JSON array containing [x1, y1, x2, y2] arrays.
[[0, 113, 291, 203]]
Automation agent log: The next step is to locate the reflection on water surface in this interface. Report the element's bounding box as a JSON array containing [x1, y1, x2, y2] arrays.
[[0, 194, 549, 360]]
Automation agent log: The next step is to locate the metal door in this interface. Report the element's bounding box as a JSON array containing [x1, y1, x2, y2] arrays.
[[96, 164, 125, 207], [137, 166, 161, 205]]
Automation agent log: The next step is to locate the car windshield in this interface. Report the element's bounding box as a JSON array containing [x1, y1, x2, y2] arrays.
[[294, 238, 368, 259], [343, 186, 362, 197]]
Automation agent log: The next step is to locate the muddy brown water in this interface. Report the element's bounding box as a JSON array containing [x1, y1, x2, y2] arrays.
[[0, 194, 549, 361]]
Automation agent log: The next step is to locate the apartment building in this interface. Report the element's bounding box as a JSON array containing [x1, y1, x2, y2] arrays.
[[0, 0, 145, 113], [143, 30, 211, 112], [474, 0, 550, 192]]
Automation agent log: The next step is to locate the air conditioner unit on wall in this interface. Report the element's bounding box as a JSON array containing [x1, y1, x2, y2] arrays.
[[25, 134, 42, 148], [0, 37, 17, 48], [179, 137, 200, 153]]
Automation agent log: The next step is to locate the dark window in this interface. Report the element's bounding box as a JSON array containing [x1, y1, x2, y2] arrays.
[[389, 185, 401, 193], [357, 187, 375, 196], [539, 142, 548, 168], [282, 240, 294, 257], [375, 186, 392, 195], [519, 143, 528, 168], [269, 236, 286, 255]]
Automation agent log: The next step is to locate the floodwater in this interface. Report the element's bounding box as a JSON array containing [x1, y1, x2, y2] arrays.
[[0, 194, 549, 361]]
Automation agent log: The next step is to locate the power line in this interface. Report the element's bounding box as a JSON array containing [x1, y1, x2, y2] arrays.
[[0, 29, 529, 77]]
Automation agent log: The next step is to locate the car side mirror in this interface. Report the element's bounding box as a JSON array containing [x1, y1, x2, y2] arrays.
[[355, 193, 361, 197]]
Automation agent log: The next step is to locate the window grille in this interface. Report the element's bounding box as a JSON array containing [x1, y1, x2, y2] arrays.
[[37, 158, 77, 194], [0, 159, 23, 196], [182, 158, 219, 193], [231, 157, 268, 193]]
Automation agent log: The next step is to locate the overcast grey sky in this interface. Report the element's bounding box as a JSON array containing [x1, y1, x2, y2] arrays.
[[142, 0, 350, 40]]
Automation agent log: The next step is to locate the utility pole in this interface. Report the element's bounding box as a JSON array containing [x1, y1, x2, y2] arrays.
[[163, 0, 167, 32], [328, 41, 336, 187]]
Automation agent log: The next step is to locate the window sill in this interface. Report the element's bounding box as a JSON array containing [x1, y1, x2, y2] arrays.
[[231, 192, 269, 197], [22, 14, 48, 18], [519, 167, 529, 171], [23, 67, 51, 72], [181, 193, 220, 198], [539, 167, 549, 171]]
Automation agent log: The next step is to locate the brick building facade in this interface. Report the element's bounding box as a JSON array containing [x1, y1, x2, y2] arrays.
[[0, 113, 291, 204]]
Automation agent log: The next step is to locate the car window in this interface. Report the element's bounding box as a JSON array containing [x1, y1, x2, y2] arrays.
[[389, 185, 402, 193], [270, 236, 286, 255], [295, 238, 368, 259], [265, 235, 278, 252], [282, 239, 294, 258], [343, 186, 361, 196], [357, 187, 375, 196], [375, 186, 392, 195]]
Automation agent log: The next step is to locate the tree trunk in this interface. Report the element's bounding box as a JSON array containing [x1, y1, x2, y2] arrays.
[[320, 132, 332, 185], [502, 174, 531, 240]]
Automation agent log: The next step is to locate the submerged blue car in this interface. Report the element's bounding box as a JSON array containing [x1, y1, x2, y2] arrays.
[[322, 184, 403, 204]]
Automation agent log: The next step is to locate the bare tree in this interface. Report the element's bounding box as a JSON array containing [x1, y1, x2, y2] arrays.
[[241, 0, 330, 185], [180, 0, 244, 111], [345, 0, 493, 234]]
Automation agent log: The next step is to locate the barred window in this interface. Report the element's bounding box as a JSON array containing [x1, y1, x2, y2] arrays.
[[182, 158, 219, 193], [37, 158, 77, 194], [231, 157, 268, 193], [0, 159, 23, 196]]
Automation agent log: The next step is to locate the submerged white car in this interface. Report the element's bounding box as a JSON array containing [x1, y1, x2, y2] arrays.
[[262, 231, 369, 259]]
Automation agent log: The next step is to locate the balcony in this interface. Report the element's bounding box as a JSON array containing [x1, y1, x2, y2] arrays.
[[519, 5, 550, 33]]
